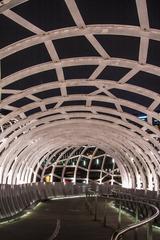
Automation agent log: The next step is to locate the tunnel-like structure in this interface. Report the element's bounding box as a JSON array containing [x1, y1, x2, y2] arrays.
[[0, 0, 160, 200], [39, 145, 122, 185]]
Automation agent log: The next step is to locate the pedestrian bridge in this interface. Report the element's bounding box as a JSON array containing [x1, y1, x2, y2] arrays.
[[0, 1, 160, 239], [0, 182, 160, 240]]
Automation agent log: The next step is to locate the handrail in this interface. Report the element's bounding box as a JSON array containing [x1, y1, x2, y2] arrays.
[[85, 190, 160, 240], [111, 189, 159, 203], [110, 200, 159, 240], [108, 190, 160, 239]]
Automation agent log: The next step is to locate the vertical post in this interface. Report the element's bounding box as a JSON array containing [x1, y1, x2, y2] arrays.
[[135, 204, 138, 223], [134, 205, 138, 240], [147, 221, 152, 240], [118, 201, 122, 228], [0, 59, 2, 123], [0, 59, 1, 104], [103, 199, 107, 226], [119, 235, 123, 240], [94, 194, 98, 221]]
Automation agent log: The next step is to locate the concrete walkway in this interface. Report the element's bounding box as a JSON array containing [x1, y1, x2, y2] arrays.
[[0, 197, 160, 240], [0, 197, 114, 240]]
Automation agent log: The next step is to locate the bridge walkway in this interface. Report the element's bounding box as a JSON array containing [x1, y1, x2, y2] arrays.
[[0, 197, 160, 240]]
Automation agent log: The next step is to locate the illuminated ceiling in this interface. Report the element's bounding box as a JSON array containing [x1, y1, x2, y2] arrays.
[[0, 0, 160, 191]]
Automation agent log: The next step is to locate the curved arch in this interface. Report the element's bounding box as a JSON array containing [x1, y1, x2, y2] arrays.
[[0, 0, 160, 194], [0, 119, 159, 192], [1, 25, 160, 60]]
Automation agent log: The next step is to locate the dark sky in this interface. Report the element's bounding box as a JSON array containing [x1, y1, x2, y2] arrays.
[[0, 0, 160, 118]]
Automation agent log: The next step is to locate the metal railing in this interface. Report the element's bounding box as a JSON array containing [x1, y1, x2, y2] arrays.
[[85, 189, 160, 240], [0, 182, 88, 221], [0, 182, 159, 240], [110, 199, 159, 240], [85, 188, 98, 221]]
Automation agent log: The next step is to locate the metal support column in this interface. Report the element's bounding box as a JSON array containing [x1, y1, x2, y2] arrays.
[[94, 194, 98, 221], [134, 204, 139, 240], [135, 204, 139, 223], [0, 59, 1, 104], [147, 221, 153, 240], [118, 201, 122, 228], [103, 199, 107, 226]]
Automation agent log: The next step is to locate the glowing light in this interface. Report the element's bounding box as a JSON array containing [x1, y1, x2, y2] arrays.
[[45, 175, 51, 183], [96, 159, 99, 165], [138, 115, 147, 120], [51, 195, 85, 201]]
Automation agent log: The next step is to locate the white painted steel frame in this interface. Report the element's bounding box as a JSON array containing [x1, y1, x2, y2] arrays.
[[0, 0, 160, 193]]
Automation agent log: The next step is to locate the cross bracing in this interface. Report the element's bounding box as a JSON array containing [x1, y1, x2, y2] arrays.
[[39, 145, 122, 186], [0, 0, 160, 192]]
